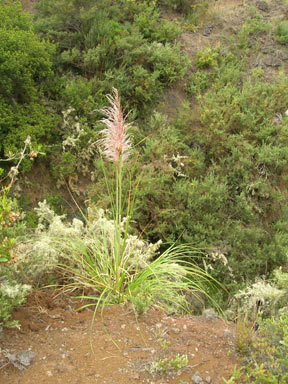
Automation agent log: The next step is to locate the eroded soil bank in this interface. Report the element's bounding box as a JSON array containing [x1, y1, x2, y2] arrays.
[[0, 291, 239, 384]]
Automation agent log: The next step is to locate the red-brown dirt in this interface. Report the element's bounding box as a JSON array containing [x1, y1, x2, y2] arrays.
[[0, 291, 240, 384]]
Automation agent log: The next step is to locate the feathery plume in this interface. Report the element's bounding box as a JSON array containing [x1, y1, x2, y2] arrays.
[[98, 88, 132, 168]]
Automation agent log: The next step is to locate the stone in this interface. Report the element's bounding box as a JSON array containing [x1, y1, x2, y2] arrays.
[[203, 308, 217, 321], [192, 371, 204, 384], [224, 329, 232, 338], [263, 56, 282, 67], [4, 350, 36, 371], [203, 23, 216, 37], [256, 1, 269, 12]]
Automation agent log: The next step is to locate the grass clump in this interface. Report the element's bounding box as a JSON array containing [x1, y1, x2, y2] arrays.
[[59, 90, 220, 313], [9, 90, 220, 317], [150, 354, 188, 376]]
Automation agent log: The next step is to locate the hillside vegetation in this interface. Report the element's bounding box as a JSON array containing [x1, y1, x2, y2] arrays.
[[1, 0, 288, 381]]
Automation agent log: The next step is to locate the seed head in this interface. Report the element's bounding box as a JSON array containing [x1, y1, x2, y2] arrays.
[[98, 88, 132, 167]]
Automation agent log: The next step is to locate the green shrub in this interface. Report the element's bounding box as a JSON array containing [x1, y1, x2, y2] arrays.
[[238, 14, 271, 49], [274, 20, 288, 45], [117, 60, 288, 292], [186, 70, 215, 96], [161, 0, 192, 14], [0, 99, 59, 155], [35, 0, 188, 117], [150, 354, 188, 376], [0, 191, 20, 263], [245, 311, 288, 383], [196, 48, 219, 69], [0, 0, 58, 155], [161, 0, 209, 25]]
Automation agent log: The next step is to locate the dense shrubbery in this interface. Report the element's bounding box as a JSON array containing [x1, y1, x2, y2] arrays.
[[0, 0, 59, 155], [35, 0, 188, 116], [115, 53, 288, 292]]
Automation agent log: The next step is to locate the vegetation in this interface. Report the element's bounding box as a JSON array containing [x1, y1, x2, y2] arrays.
[[0, 0, 59, 156], [150, 354, 188, 376], [274, 20, 288, 45], [0, 1, 288, 380]]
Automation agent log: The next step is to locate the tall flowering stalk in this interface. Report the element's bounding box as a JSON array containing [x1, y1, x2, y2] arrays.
[[98, 88, 133, 295], [98, 88, 132, 169]]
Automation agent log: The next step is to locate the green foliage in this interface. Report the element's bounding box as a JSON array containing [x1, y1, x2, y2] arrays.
[[120, 54, 288, 292], [161, 0, 209, 26], [0, 99, 59, 154], [243, 312, 288, 383], [196, 48, 219, 69], [187, 52, 243, 96], [131, 293, 152, 316], [231, 270, 288, 382], [0, 0, 59, 155], [0, 190, 19, 263], [224, 367, 244, 384], [150, 354, 188, 375], [274, 20, 288, 45], [161, 0, 192, 14], [35, 0, 188, 117], [238, 14, 270, 49], [186, 70, 215, 96], [1, 192, 30, 330]]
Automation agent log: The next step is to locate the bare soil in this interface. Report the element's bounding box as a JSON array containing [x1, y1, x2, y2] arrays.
[[0, 291, 239, 384]]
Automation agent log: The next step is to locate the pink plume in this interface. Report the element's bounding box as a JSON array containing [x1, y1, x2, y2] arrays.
[[98, 88, 132, 167]]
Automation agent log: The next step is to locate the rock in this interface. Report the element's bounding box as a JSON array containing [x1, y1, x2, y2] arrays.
[[203, 23, 215, 36], [18, 351, 36, 367], [4, 350, 36, 371], [224, 329, 232, 338], [261, 47, 270, 54], [171, 327, 181, 334], [263, 56, 282, 67], [206, 376, 212, 384], [256, 1, 269, 12], [192, 371, 204, 384], [281, 54, 288, 61], [202, 308, 217, 321]]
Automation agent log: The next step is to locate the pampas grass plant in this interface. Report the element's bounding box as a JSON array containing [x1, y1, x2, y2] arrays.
[[58, 88, 221, 314]]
